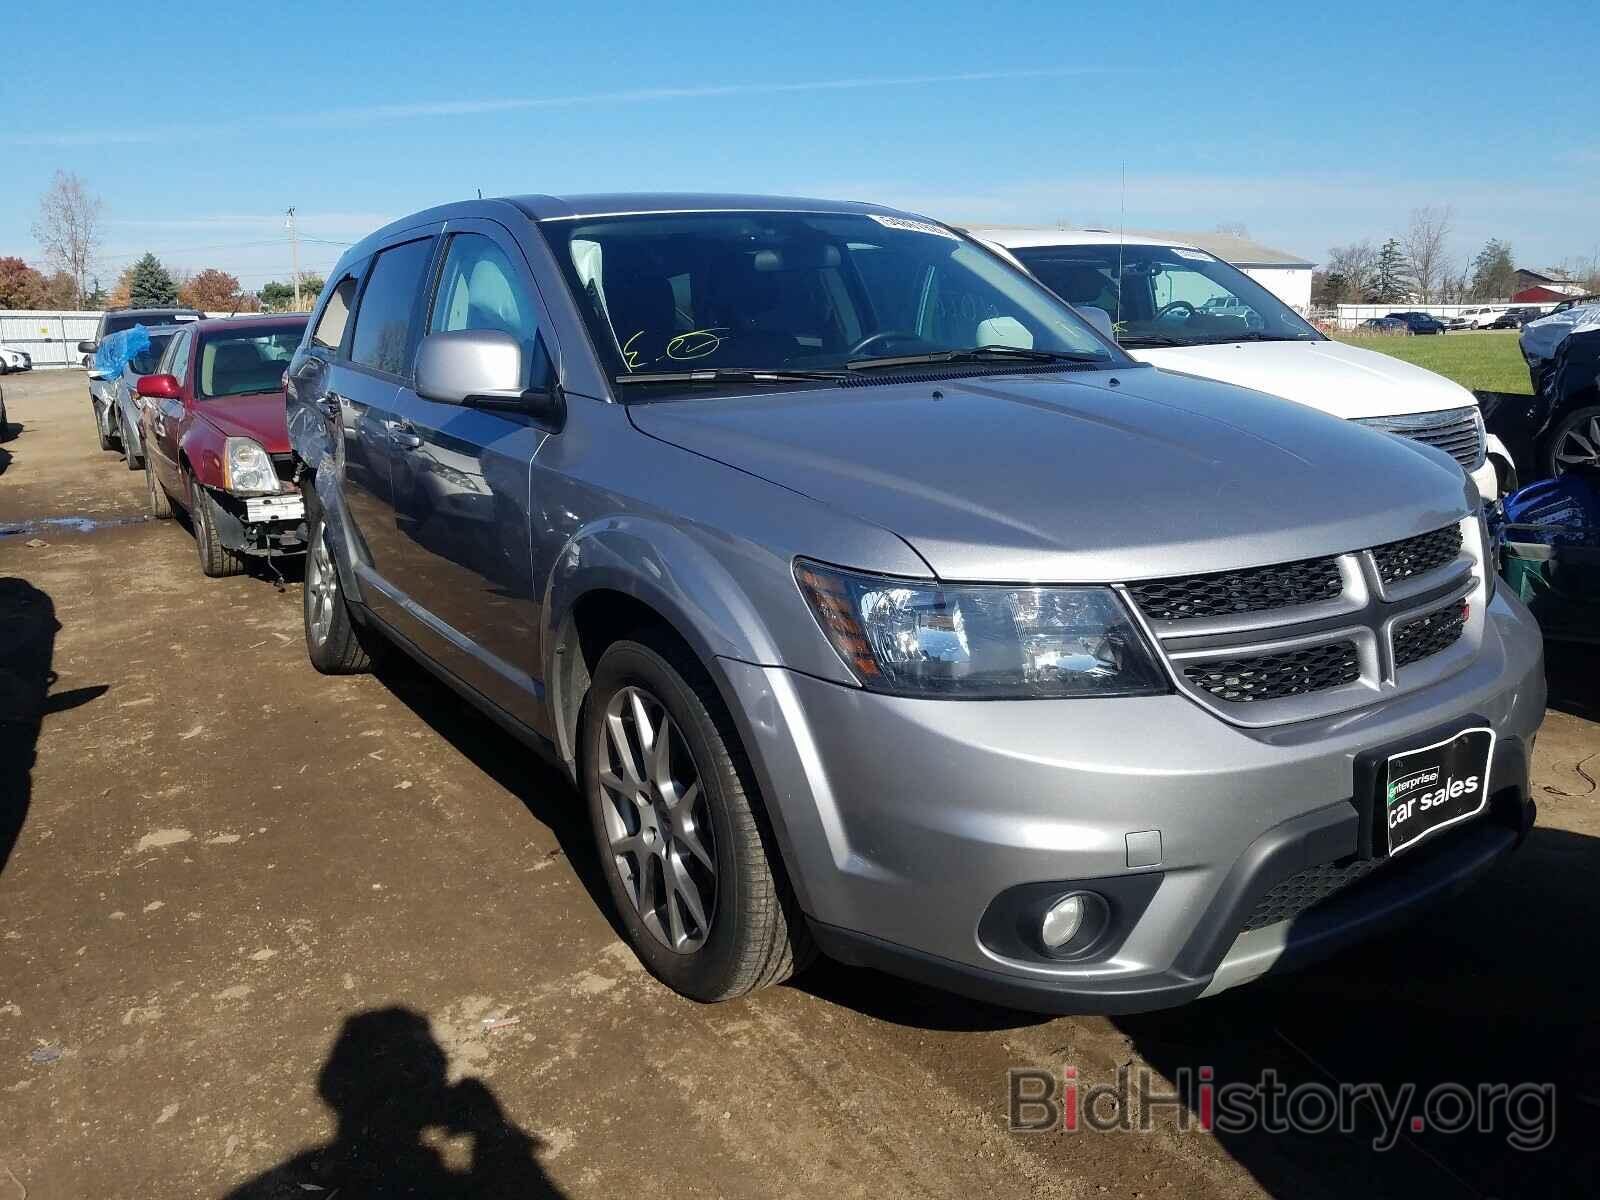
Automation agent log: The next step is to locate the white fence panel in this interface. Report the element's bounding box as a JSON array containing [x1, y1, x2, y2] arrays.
[[0, 310, 101, 368]]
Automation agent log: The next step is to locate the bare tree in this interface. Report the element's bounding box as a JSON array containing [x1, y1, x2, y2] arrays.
[[31, 170, 103, 308], [1402, 205, 1453, 303], [1324, 240, 1378, 302]]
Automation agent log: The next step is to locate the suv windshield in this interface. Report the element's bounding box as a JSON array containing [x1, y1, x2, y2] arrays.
[[197, 328, 301, 399], [1009, 243, 1321, 348], [541, 211, 1121, 388]]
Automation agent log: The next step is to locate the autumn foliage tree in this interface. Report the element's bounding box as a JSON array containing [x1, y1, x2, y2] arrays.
[[0, 256, 49, 309], [179, 267, 247, 312]]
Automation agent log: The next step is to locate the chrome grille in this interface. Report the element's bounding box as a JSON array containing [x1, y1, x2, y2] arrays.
[[1182, 641, 1360, 703], [1393, 604, 1467, 667], [1127, 557, 1341, 620], [1354, 406, 1486, 471], [1371, 524, 1463, 584]]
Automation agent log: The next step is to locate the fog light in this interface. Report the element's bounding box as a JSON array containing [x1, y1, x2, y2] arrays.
[[1041, 894, 1086, 949]]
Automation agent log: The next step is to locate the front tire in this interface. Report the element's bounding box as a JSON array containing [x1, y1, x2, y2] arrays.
[[189, 476, 247, 578], [303, 514, 372, 674], [584, 637, 812, 1002]]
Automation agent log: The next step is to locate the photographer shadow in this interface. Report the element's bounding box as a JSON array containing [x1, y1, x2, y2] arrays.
[[222, 1007, 566, 1199]]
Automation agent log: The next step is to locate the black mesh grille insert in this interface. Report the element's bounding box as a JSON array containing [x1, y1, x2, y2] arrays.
[[1183, 641, 1360, 703], [1371, 525, 1463, 585], [1241, 858, 1384, 931], [1394, 605, 1467, 668], [1128, 556, 1342, 621]]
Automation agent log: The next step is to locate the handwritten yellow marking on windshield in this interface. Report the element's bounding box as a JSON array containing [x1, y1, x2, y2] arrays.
[[622, 330, 645, 371], [666, 329, 724, 361]]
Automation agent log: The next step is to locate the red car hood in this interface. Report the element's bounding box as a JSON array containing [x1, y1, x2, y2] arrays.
[[197, 391, 290, 452]]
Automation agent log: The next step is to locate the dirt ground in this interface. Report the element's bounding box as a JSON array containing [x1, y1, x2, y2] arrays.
[[2, 367, 1598, 1199]]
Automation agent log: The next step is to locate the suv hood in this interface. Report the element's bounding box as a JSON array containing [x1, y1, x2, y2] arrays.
[[1130, 338, 1478, 421], [196, 392, 291, 453], [628, 368, 1472, 583]]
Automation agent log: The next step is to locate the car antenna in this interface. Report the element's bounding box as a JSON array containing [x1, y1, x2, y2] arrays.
[[477, 188, 483, 199], [1115, 160, 1126, 331]]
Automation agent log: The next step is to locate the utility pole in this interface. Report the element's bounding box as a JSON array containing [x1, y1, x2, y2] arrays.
[[286, 206, 301, 310]]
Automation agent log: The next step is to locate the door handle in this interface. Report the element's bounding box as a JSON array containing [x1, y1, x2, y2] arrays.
[[389, 419, 423, 450], [317, 392, 342, 419]]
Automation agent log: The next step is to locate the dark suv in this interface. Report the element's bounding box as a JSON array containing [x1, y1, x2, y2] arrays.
[[1385, 311, 1446, 335], [79, 307, 204, 452]]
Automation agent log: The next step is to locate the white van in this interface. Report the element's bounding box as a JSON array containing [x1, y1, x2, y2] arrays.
[[971, 228, 1509, 499]]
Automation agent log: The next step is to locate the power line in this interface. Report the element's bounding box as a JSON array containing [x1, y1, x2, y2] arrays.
[[98, 238, 288, 263]]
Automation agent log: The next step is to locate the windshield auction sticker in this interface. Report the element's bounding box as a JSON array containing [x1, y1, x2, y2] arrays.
[[1384, 727, 1494, 855], [868, 214, 958, 239]]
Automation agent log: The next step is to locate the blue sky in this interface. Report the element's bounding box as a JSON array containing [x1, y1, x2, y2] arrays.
[[2, 0, 1596, 289]]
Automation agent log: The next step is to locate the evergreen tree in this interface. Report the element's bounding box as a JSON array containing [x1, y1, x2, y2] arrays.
[[1469, 239, 1516, 301], [128, 253, 178, 307], [1372, 238, 1412, 303]]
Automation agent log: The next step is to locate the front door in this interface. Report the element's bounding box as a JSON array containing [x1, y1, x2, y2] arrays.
[[331, 234, 438, 596], [146, 326, 192, 497], [385, 224, 557, 726]]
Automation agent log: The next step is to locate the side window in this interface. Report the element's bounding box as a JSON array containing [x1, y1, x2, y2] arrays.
[[165, 329, 192, 385], [427, 232, 552, 388], [349, 238, 435, 378], [311, 275, 359, 353]]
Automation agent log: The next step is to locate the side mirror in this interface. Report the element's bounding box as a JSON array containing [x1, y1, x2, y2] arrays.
[[77, 340, 97, 354], [1076, 306, 1117, 341], [136, 374, 180, 400], [415, 329, 564, 428]]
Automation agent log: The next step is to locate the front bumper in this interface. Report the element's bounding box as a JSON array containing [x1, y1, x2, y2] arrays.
[[209, 490, 307, 555], [718, 589, 1545, 1013]]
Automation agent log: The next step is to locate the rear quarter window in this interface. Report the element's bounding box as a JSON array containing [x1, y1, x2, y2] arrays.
[[311, 275, 359, 353], [349, 239, 435, 377]]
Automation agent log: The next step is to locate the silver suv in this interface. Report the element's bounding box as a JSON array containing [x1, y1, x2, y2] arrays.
[[286, 195, 1544, 1012]]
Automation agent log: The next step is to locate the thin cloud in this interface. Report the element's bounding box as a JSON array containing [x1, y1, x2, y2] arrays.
[[5, 67, 1102, 147]]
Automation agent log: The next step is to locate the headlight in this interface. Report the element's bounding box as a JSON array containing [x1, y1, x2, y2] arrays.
[[222, 437, 279, 497], [795, 560, 1168, 699]]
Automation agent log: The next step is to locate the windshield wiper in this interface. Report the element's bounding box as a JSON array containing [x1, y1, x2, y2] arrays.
[[1115, 334, 1190, 347], [614, 368, 849, 385], [845, 345, 1103, 371], [1193, 332, 1312, 344]]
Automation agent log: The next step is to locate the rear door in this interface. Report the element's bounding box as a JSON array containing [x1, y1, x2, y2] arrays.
[[325, 232, 440, 602], [384, 220, 560, 724]]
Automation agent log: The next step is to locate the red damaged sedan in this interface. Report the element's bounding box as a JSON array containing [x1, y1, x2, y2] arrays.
[[137, 314, 309, 577]]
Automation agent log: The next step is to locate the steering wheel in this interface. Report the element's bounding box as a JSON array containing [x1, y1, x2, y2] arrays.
[[1156, 300, 1197, 320], [847, 331, 936, 359]]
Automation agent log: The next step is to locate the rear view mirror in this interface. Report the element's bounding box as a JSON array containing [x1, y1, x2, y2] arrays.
[[1076, 306, 1117, 341], [136, 374, 180, 400], [415, 329, 564, 428], [77, 340, 97, 354]]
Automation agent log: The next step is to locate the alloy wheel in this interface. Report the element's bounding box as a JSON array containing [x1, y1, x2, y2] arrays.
[[596, 685, 717, 953], [306, 532, 337, 647], [1553, 413, 1600, 473]]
